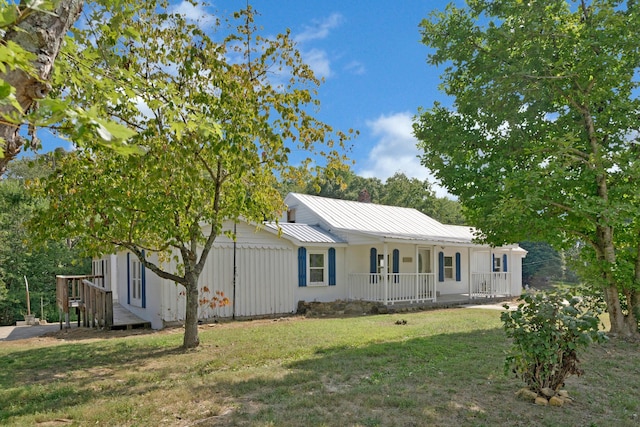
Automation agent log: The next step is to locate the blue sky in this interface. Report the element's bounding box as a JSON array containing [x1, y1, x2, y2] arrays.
[[241, 0, 456, 196], [41, 0, 458, 196]]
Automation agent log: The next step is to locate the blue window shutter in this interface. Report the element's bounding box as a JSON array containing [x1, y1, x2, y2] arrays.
[[370, 248, 377, 283], [392, 250, 399, 274], [392, 249, 399, 283], [126, 252, 131, 305], [370, 248, 377, 273], [438, 251, 445, 282], [298, 247, 307, 287], [492, 253, 496, 272], [101, 260, 105, 287], [455, 252, 461, 282], [141, 250, 146, 308], [328, 248, 336, 286], [503, 254, 508, 272]]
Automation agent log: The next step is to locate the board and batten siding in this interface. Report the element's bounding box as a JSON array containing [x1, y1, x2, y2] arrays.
[[160, 222, 297, 325]]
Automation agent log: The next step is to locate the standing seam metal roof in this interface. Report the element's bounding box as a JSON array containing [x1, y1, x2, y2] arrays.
[[264, 222, 346, 244], [285, 193, 476, 243]]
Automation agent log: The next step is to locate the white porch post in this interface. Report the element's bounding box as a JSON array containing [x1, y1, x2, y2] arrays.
[[414, 245, 419, 303], [432, 245, 437, 302], [468, 248, 472, 300], [490, 248, 495, 297], [109, 254, 118, 301], [508, 248, 513, 296], [383, 243, 389, 305]]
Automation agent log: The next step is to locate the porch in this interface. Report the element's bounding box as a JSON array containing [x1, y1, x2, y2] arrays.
[[347, 272, 513, 305], [55, 275, 150, 330]]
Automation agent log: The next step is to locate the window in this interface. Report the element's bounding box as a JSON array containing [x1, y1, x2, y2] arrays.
[[92, 258, 110, 288], [377, 254, 386, 274], [438, 251, 461, 282], [130, 258, 142, 306], [444, 256, 454, 279], [298, 247, 336, 287], [127, 253, 145, 307], [309, 252, 325, 284], [418, 249, 431, 274], [376, 252, 399, 274], [287, 208, 296, 223], [493, 256, 502, 272]]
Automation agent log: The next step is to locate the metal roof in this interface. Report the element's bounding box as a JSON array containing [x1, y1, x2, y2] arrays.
[[264, 222, 346, 245], [285, 193, 476, 244]]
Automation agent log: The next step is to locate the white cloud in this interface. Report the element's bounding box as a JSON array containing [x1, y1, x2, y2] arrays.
[[170, 0, 217, 31], [302, 48, 332, 79], [344, 60, 365, 75], [134, 95, 153, 120], [291, 13, 345, 80], [357, 112, 450, 198], [294, 13, 344, 43]]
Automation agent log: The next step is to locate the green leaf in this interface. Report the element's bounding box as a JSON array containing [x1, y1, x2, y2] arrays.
[[123, 26, 141, 41], [0, 79, 13, 99], [0, 5, 18, 27], [94, 118, 137, 141]]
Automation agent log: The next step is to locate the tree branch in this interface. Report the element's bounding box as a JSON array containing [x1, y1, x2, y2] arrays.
[[0, 0, 84, 174], [123, 243, 187, 285]]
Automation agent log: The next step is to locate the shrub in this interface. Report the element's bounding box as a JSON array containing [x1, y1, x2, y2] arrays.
[[501, 291, 607, 394]]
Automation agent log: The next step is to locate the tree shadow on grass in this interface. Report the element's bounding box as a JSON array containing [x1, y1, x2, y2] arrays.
[[190, 327, 544, 427], [0, 338, 184, 421], [190, 327, 632, 427]]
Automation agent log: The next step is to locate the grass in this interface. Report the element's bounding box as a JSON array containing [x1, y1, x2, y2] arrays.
[[1, 307, 639, 426]]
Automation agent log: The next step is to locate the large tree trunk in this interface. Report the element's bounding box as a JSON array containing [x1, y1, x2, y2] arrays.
[[0, 0, 84, 175], [183, 273, 200, 349], [598, 224, 640, 338]]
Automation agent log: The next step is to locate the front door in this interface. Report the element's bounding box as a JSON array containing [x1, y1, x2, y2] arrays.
[[418, 248, 432, 274]]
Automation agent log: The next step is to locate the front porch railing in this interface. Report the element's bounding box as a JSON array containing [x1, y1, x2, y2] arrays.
[[347, 273, 436, 304], [471, 272, 511, 297]]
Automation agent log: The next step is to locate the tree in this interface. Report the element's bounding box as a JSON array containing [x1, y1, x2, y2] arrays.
[[430, 197, 466, 226], [31, 2, 351, 348], [0, 154, 89, 325], [285, 168, 466, 224], [378, 172, 436, 213], [0, 0, 82, 174], [283, 167, 384, 202], [415, 0, 640, 337], [0, 0, 140, 176], [519, 241, 580, 287]]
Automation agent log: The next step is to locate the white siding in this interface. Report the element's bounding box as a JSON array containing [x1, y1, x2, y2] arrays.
[[115, 252, 164, 329], [435, 247, 470, 294], [510, 250, 526, 295], [285, 202, 321, 228], [473, 250, 492, 273], [294, 246, 347, 303], [160, 222, 297, 324]]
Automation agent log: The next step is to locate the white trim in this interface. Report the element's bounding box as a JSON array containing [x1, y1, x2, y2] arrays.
[[130, 257, 143, 307], [307, 249, 328, 287]]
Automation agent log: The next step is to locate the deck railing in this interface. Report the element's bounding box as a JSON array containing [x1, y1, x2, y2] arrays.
[[347, 273, 436, 304], [82, 279, 114, 329], [471, 272, 511, 297], [55, 275, 110, 329]]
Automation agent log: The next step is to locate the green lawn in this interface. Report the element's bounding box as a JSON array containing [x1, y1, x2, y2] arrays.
[[1, 308, 638, 426]]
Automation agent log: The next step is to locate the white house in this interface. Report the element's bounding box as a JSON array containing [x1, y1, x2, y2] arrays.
[[91, 193, 527, 329]]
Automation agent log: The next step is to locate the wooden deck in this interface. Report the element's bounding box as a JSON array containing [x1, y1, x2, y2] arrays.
[[56, 275, 150, 331], [112, 303, 151, 330]]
